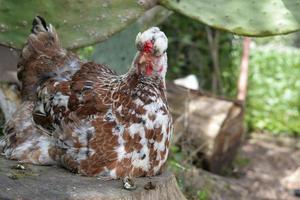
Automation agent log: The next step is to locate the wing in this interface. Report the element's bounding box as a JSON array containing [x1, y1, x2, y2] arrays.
[[33, 62, 117, 130], [32, 61, 122, 174]]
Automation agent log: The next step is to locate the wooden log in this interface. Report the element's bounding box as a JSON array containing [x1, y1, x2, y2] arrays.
[[0, 157, 186, 200], [167, 82, 244, 174]]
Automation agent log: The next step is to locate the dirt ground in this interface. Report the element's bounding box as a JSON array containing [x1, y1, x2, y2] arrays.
[[233, 133, 300, 200], [180, 132, 300, 200]]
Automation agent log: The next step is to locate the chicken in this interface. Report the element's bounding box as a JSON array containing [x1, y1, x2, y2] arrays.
[[0, 16, 172, 179]]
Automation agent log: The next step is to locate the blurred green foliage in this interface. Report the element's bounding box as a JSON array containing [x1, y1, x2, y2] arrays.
[[223, 39, 300, 135], [160, 14, 233, 91], [246, 46, 300, 135], [161, 14, 300, 135], [197, 190, 210, 200], [220, 38, 241, 97]]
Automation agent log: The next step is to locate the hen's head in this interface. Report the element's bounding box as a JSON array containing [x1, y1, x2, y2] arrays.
[[134, 27, 168, 77]]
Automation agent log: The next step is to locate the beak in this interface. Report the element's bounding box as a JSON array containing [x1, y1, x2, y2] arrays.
[[138, 54, 147, 64]]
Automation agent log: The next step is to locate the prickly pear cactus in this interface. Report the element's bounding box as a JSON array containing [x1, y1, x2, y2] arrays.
[[0, 0, 147, 49], [159, 0, 300, 36], [92, 22, 139, 74]]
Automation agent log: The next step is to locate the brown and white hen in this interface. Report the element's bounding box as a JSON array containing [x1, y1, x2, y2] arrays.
[[1, 16, 172, 179]]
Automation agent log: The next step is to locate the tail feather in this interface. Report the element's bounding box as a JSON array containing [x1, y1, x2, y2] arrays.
[[31, 16, 48, 34], [0, 137, 6, 154], [21, 16, 62, 60], [18, 16, 67, 101]]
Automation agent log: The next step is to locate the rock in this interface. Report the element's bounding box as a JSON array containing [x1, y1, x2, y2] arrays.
[[174, 74, 199, 90], [282, 167, 300, 190]]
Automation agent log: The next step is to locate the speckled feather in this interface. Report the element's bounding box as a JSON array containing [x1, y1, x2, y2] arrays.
[[1, 17, 172, 179]]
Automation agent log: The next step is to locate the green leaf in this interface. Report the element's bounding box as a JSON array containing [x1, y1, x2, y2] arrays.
[[0, 0, 146, 49], [159, 0, 300, 36]]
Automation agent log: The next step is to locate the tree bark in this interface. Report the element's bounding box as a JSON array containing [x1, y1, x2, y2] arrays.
[[206, 26, 221, 94], [237, 37, 251, 102]]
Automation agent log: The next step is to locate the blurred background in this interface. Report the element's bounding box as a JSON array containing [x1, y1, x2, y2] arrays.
[[0, 1, 300, 199]]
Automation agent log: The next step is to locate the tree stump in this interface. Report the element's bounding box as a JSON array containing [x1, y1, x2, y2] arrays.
[[167, 82, 244, 174], [0, 157, 186, 200]]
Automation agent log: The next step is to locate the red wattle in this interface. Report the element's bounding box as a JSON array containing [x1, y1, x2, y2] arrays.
[[146, 65, 153, 75]]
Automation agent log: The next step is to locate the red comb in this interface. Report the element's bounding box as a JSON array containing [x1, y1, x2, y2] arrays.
[[143, 41, 153, 53]]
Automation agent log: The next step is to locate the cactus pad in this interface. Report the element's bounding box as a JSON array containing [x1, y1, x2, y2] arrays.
[[159, 0, 300, 36], [0, 0, 145, 49]]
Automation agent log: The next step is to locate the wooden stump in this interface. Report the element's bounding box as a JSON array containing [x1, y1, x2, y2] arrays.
[[0, 157, 186, 200], [167, 82, 244, 174]]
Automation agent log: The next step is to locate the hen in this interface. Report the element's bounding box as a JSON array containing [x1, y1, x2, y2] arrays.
[[0, 16, 172, 179]]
